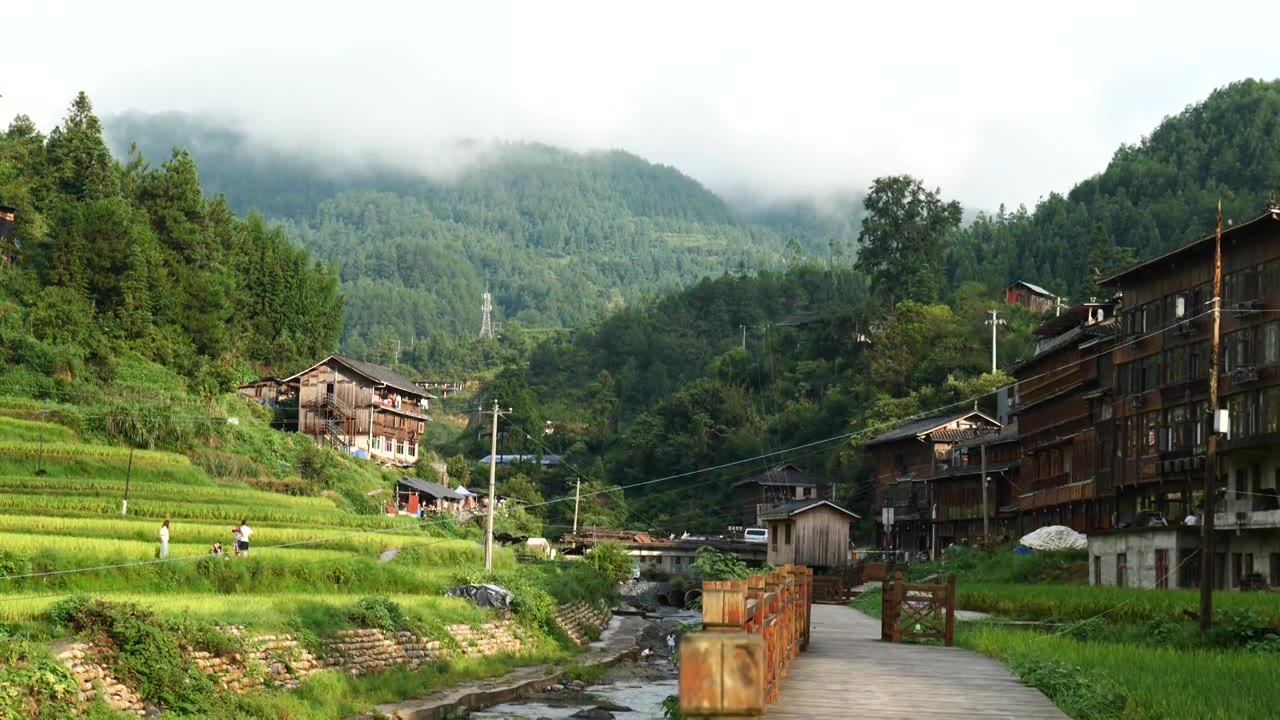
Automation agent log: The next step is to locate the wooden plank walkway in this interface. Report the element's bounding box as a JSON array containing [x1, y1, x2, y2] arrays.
[[768, 605, 1067, 719]]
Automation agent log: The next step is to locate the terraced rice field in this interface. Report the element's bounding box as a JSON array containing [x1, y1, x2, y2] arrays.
[[0, 418, 509, 629]]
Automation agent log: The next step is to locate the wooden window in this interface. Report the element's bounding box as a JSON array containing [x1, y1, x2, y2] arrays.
[[1166, 406, 1187, 450], [1155, 549, 1169, 589], [784, 523, 793, 545], [1263, 322, 1280, 365], [1265, 387, 1280, 434], [1192, 282, 1210, 314], [1117, 553, 1127, 587], [1165, 346, 1187, 384], [409, 443, 417, 458], [372, 437, 381, 451], [1143, 355, 1161, 391], [1261, 259, 1280, 299]]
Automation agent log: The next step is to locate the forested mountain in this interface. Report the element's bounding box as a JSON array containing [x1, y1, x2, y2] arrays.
[[106, 114, 836, 365], [0, 94, 341, 397], [472, 78, 1280, 533], [949, 79, 1280, 300]]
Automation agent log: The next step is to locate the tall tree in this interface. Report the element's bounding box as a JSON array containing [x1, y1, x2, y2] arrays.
[[855, 175, 962, 306]]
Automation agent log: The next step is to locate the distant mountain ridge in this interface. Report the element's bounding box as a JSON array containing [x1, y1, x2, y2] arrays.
[[105, 113, 844, 362]]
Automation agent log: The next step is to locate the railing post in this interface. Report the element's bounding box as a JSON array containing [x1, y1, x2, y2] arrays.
[[944, 573, 956, 647]]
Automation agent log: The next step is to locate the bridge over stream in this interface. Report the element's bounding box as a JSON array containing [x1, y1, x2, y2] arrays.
[[679, 567, 1067, 719]]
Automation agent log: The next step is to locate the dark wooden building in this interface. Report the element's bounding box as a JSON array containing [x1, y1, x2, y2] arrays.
[[931, 421, 1020, 547], [864, 410, 1000, 553], [1094, 206, 1280, 589], [1006, 281, 1057, 314], [238, 376, 288, 406], [285, 355, 433, 467], [1011, 300, 1119, 536], [730, 464, 826, 528], [760, 499, 858, 571]]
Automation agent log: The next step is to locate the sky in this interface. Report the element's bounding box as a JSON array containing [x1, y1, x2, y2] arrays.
[[3, 1, 1277, 212]]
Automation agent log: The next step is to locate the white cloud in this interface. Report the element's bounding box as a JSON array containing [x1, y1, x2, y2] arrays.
[[3, 0, 1277, 210]]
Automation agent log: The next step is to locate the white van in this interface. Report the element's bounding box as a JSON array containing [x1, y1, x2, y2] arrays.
[[743, 528, 768, 544]]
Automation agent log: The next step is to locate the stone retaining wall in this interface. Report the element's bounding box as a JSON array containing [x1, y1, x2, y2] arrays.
[[555, 601, 610, 646], [54, 619, 536, 715]]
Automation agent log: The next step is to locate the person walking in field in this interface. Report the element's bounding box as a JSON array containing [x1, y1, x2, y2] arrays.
[[159, 520, 170, 559], [238, 519, 253, 557], [232, 524, 243, 557]]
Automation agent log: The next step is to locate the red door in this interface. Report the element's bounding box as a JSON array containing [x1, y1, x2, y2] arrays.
[[1155, 549, 1169, 589], [408, 494, 420, 516]]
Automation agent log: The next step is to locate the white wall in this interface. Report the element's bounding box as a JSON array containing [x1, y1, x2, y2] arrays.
[[1088, 531, 1181, 589]]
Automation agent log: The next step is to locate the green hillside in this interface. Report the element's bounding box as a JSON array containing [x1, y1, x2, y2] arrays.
[[949, 78, 1280, 299], [105, 113, 826, 366]]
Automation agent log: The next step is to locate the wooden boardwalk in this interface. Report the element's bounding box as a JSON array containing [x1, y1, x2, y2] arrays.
[[768, 605, 1067, 719]]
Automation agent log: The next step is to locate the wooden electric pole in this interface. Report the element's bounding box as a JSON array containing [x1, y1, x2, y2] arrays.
[[981, 441, 989, 538], [1200, 200, 1224, 635], [484, 401, 507, 574], [573, 479, 581, 534]]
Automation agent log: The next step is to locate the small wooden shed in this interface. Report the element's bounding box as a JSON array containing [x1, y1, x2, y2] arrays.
[[396, 478, 464, 517], [760, 500, 859, 571]]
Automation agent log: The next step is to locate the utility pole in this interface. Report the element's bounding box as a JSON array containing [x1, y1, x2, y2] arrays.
[[981, 442, 989, 538], [121, 446, 134, 516], [1201, 201, 1224, 634], [484, 401, 507, 574], [573, 479, 581, 534], [985, 310, 1007, 373], [740, 325, 746, 350]]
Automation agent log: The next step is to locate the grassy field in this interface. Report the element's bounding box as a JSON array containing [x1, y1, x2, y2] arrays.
[[962, 625, 1276, 720], [0, 398, 612, 718], [0, 415, 527, 600], [958, 583, 1280, 627], [854, 546, 1280, 719]]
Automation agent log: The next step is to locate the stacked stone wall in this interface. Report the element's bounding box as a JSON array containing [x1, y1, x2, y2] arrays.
[[54, 619, 537, 714]]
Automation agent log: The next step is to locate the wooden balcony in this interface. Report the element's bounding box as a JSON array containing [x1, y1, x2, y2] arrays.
[[1017, 480, 1095, 512]]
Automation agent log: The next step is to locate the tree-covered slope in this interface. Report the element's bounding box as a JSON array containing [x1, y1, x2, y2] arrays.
[[0, 95, 341, 397], [105, 113, 818, 360], [949, 78, 1280, 299]]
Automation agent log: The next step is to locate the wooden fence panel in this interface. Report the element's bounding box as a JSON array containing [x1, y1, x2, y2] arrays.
[[679, 565, 814, 718], [881, 572, 956, 647]]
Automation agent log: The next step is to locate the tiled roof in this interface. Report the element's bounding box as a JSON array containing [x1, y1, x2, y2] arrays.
[[731, 464, 825, 488], [758, 499, 860, 520], [863, 410, 998, 447]]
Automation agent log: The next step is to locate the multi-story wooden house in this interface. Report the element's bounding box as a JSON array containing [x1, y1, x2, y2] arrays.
[[730, 464, 826, 529], [285, 355, 434, 467], [864, 410, 1000, 554], [930, 421, 1020, 547], [1091, 206, 1280, 589], [1010, 301, 1119, 537]]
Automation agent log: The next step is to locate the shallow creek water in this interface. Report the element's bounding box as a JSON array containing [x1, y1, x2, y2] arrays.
[[472, 676, 678, 720]]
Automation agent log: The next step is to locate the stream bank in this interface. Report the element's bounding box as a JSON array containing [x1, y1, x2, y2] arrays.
[[372, 608, 696, 720]]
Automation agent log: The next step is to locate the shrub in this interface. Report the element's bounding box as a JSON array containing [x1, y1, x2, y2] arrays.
[[690, 546, 750, 581], [350, 597, 409, 632], [584, 541, 632, 584]]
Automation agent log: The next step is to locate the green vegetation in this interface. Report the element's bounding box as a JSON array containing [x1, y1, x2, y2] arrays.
[[963, 625, 1276, 720], [853, 547, 1280, 719], [0, 94, 342, 397], [0, 408, 611, 717], [583, 541, 633, 585], [107, 113, 826, 368], [949, 79, 1280, 300]]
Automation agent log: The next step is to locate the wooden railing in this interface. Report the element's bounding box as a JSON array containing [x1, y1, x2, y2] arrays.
[[679, 565, 813, 717], [880, 572, 956, 647]]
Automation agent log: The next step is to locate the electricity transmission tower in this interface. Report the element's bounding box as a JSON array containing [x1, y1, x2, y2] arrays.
[[479, 291, 494, 340]]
